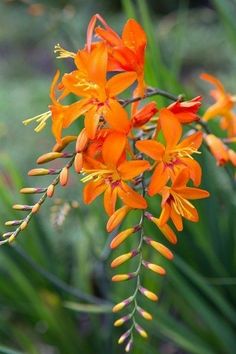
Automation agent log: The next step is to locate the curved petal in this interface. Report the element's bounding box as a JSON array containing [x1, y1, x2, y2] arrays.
[[170, 201, 183, 231], [148, 163, 169, 196], [172, 169, 190, 189], [178, 131, 203, 151], [118, 160, 150, 180], [136, 140, 164, 161], [177, 187, 210, 200], [159, 109, 182, 148], [200, 73, 225, 93], [83, 180, 106, 204], [118, 182, 147, 209], [106, 72, 137, 97], [104, 99, 131, 133], [104, 185, 118, 216], [84, 106, 100, 139], [159, 203, 171, 226], [102, 132, 126, 168], [122, 19, 147, 54], [180, 158, 202, 186]]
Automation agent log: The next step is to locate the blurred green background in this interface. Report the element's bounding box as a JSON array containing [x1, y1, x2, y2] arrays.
[[0, 0, 236, 353]]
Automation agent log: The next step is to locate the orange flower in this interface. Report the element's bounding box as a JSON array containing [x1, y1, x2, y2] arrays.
[[201, 73, 236, 137], [136, 109, 203, 195], [159, 169, 209, 231], [167, 96, 201, 124], [82, 133, 149, 215], [59, 43, 136, 140], [88, 14, 147, 96]]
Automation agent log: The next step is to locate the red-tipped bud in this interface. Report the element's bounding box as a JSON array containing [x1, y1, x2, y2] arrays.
[[20, 187, 46, 194], [142, 260, 166, 275], [12, 204, 33, 211], [110, 227, 137, 249], [114, 314, 131, 327], [112, 296, 133, 313], [139, 286, 158, 301], [111, 249, 138, 268], [134, 323, 148, 338], [47, 184, 55, 198], [125, 338, 133, 352], [37, 152, 63, 164], [76, 128, 88, 152], [144, 237, 174, 260], [59, 167, 69, 186], [106, 206, 131, 232], [53, 135, 77, 152], [74, 153, 83, 173], [112, 273, 136, 282], [118, 329, 131, 344], [32, 203, 40, 213], [137, 306, 153, 320]]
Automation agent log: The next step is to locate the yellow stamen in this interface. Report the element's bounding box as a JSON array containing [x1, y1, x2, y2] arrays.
[[54, 43, 76, 59], [23, 111, 51, 132], [80, 169, 113, 183]]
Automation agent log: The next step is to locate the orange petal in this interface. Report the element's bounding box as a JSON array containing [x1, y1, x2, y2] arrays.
[[106, 72, 137, 97], [106, 205, 131, 232], [84, 106, 100, 139], [118, 182, 147, 209], [172, 169, 190, 189], [151, 217, 177, 244], [104, 99, 131, 133], [178, 131, 203, 151], [118, 160, 150, 180], [159, 109, 182, 148], [83, 180, 106, 204], [88, 42, 108, 86], [148, 163, 169, 196], [136, 140, 164, 161], [205, 134, 229, 166], [159, 203, 171, 226], [104, 184, 118, 216], [102, 132, 126, 167], [122, 19, 147, 55], [177, 187, 210, 200], [180, 158, 202, 186], [63, 99, 90, 128], [170, 201, 183, 231], [200, 73, 225, 93]]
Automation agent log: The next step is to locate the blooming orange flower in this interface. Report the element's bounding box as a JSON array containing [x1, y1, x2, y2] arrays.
[[136, 109, 203, 195], [87, 14, 147, 96], [158, 169, 209, 231], [82, 135, 149, 215], [201, 73, 236, 137]]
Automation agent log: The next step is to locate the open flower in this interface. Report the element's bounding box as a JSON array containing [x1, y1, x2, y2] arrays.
[[158, 169, 209, 231], [87, 14, 147, 96], [201, 73, 236, 137], [82, 134, 149, 215], [136, 109, 203, 195]]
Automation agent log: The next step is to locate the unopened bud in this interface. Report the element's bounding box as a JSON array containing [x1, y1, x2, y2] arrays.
[[111, 249, 138, 268], [60, 167, 69, 186], [112, 273, 135, 282], [137, 306, 153, 320], [134, 323, 148, 338], [142, 260, 166, 275], [47, 184, 55, 198], [20, 187, 46, 194], [139, 286, 158, 301], [76, 128, 88, 152], [144, 237, 174, 260], [53, 135, 77, 152], [112, 296, 133, 313], [110, 227, 137, 249], [74, 153, 83, 173]]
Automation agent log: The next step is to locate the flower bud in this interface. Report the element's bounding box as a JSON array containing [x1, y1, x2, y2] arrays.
[[142, 260, 166, 275], [110, 228, 136, 249], [47, 184, 55, 198], [205, 134, 228, 166], [74, 153, 83, 173], [144, 237, 174, 260], [114, 314, 131, 327], [111, 249, 138, 268], [135, 323, 148, 338], [53, 135, 77, 152], [139, 286, 158, 301], [37, 152, 64, 164], [60, 167, 69, 186], [112, 273, 136, 282], [112, 296, 133, 313], [20, 187, 46, 194], [137, 306, 153, 320], [76, 128, 88, 152], [106, 206, 130, 232], [118, 329, 131, 344]]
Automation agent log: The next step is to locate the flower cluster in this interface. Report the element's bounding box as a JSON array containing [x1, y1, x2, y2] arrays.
[[6, 13, 236, 352]]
